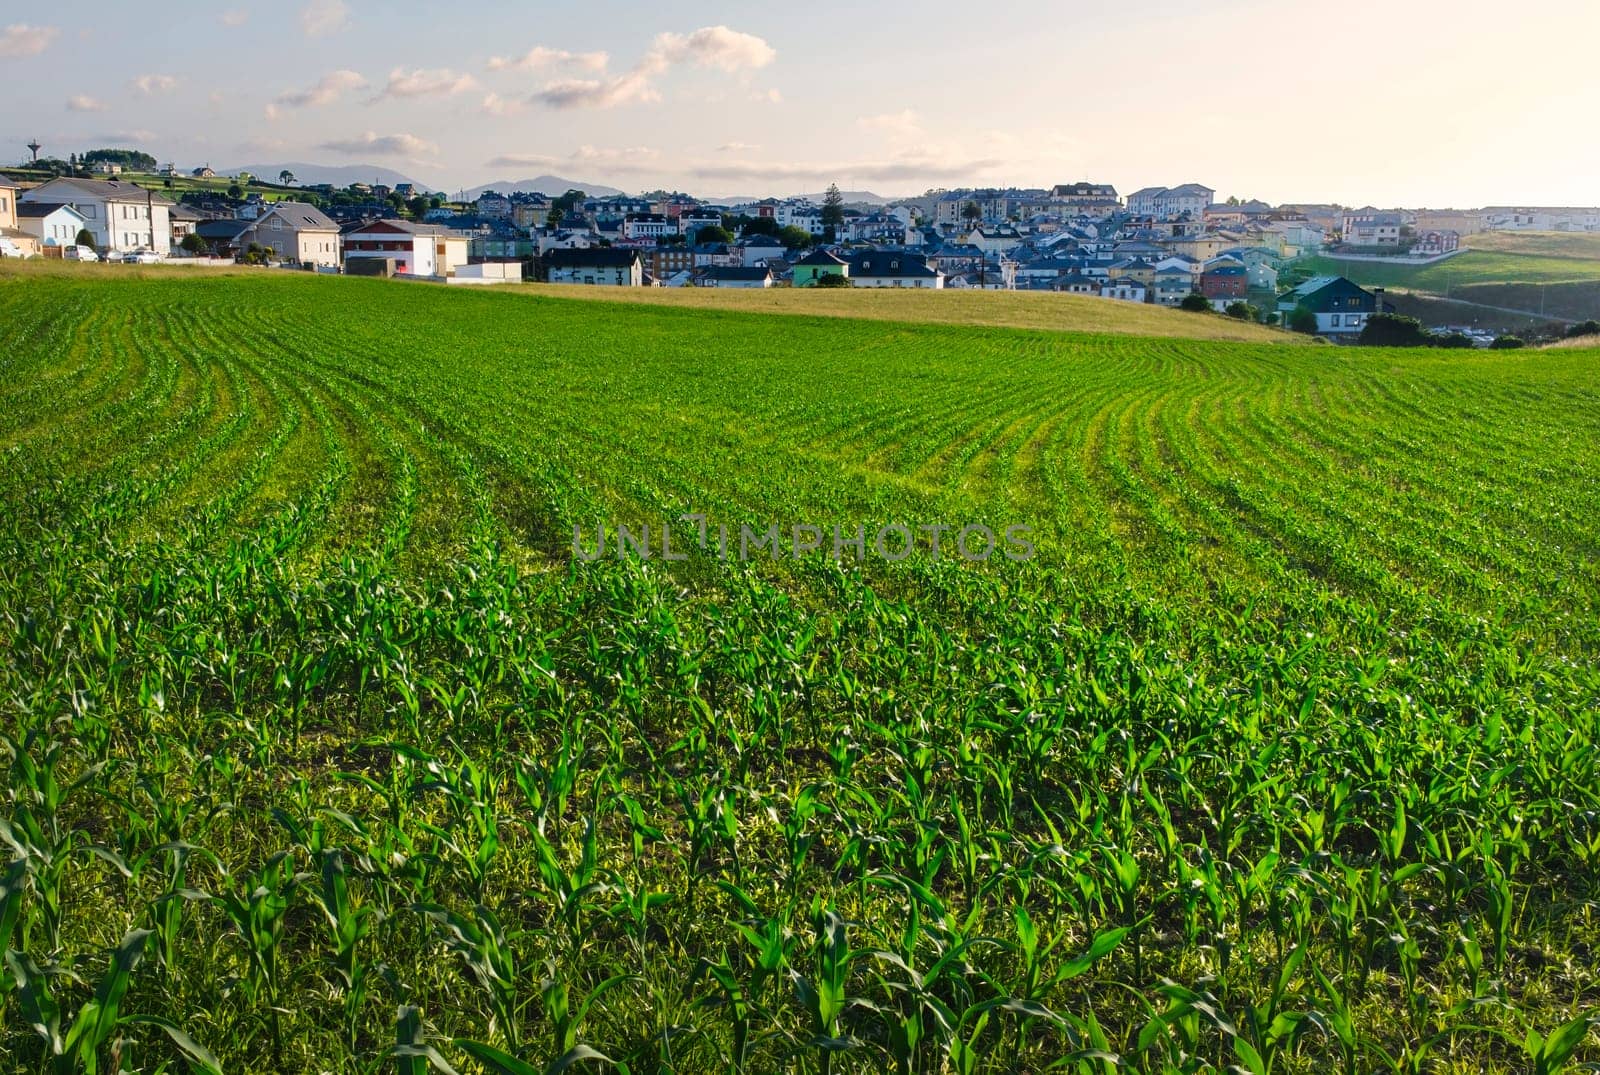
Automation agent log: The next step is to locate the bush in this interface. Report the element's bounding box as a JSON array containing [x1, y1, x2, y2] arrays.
[[1287, 306, 1319, 335], [1358, 312, 1430, 347], [1566, 320, 1600, 338], [1431, 332, 1476, 349], [1489, 335, 1526, 350], [816, 272, 853, 289], [1179, 293, 1212, 313], [75, 228, 97, 249], [179, 233, 206, 256], [1224, 301, 1260, 322]]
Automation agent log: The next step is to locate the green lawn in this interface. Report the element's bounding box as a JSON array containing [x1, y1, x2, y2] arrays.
[[3, 268, 1599, 1073], [1303, 248, 1600, 290]]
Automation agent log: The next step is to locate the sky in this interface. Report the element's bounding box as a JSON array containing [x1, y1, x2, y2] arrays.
[[3, 0, 1598, 206]]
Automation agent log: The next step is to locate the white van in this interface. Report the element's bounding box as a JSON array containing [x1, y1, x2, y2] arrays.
[[64, 245, 100, 262]]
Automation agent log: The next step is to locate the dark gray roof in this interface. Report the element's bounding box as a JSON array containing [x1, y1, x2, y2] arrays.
[[21, 177, 175, 205], [16, 202, 80, 219], [849, 252, 940, 278], [546, 248, 641, 268], [704, 266, 772, 280], [257, 201, 337, 231], [795, 248, 847, 266]]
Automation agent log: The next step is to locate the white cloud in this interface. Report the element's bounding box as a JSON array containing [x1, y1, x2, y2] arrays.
[[94, 129, 157, 146], [317, 131, 438, 158], [859, 109, 923, 141], [718, 141, 761, 152], [220, 9, 249, 27], [487, 145, 661, 174], [487, 46, 608, 73], [480, 92, 524, 117], [532, 71, 658, 110], [269, 69, 367, 117], [131, 74, 180, 95], [694, 154, 1002, 185], [66, 94, 107, 113], [650, 26, 775, 73], [299, 0, 349, 38], [376, 67, 479, 100], [526, 25, 776, 110], [0, 23, 58, 57]]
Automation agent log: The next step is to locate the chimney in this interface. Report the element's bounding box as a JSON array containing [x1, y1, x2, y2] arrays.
[[1372, 286, 1385, 312]]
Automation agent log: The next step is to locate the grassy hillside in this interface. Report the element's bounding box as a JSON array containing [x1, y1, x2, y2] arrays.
[[2, 268, 1599, 1073], [512, 278, 1295, 340], [1303, 248, 1600, 290]]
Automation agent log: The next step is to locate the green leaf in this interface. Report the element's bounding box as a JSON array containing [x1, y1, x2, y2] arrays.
[[453, 1039, 540, 1075], [125, 1014, 224, 1075]]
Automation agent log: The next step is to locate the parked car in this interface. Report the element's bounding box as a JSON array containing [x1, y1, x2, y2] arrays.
[[64, 245, 100, 262], [121, 250, 163, 265]]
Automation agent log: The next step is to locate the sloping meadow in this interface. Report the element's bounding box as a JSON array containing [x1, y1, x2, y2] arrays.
[[2, 269, 1599, 1073]]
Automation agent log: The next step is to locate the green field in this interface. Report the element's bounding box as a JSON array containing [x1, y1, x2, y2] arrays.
[[3, 267, 1600, 1074], [1303, 249, 1600, 291]]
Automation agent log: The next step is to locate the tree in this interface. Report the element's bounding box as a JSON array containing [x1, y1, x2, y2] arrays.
[[816, 272, 853, 288], [553, 189, 587, 217], [778, 225, 815, 250], [1224, 301, 1260, 322], [695, 225, 734, 246], [1179, 293, 1212, 313], [546, 209, 563, 229], [821, 184, 846, 228], [227, 183, 243, 200], [1566, 320, 1600, 338], [739, 215, 781, 238], [1358, 312, 1430, 347], [179, 233, 206, 256], [407, 195, 430, 219], [1287, 305, 1319, 334], [279, 170, 296, 186], [962, 201, 982, 224], [1489, 335, 1526, 350], [75, 228, 96, 249]]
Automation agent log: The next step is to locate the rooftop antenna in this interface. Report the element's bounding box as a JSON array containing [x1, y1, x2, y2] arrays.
[[27, 139, 42, 163]]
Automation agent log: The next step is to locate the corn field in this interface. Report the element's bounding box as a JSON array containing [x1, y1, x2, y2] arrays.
[[2, 269, 1599, 1073]]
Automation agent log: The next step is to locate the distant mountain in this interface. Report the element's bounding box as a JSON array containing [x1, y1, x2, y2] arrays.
[[802, 190, 891, 206], [463, 176, 625, 200], [221, 162, 429, 190], [711, 190, 895, 207]]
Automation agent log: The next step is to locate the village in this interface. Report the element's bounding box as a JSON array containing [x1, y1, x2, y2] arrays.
[[3, 154, 1597, 341]]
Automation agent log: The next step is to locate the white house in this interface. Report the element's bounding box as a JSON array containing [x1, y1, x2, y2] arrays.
[[847, 252, 945, 288], [700, 266, 773, 288], [622, 213, 672, 241], [738, 236, 787, 267], [545, 248, 643, 286], [343, 219, 469, 277], [1126, 184, 1215, 220], [1099, 278, 1148, 303], [1341, 211, 1402, 246], [238, 201, 341, 267], [17, 202, 90, 249], [20, 177, 175, 256], [678, 210, 724, 239]]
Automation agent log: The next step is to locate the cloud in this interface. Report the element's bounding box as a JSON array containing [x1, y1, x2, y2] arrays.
[[300, 0, 349, 38], [487, 145, 661, 175], [66, 94, 107, 113], [718, 141, 761, 152], [375, 67, 479, 100], [132, 74, 180, 95], [693, 155, 1003, 185], [487, 46, 608, 73], [532, 71, 658, 110], [0, 23, 58, 57], [480, 92, 524, 117], [220, 9, 249, 26], [524, 25, 776, 110], [94, 129, 158, 146], [650, 26, 775, 73], [859, 109, 923, 141], [270, 69, 367, 116], [317, 131, 437, 157]]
